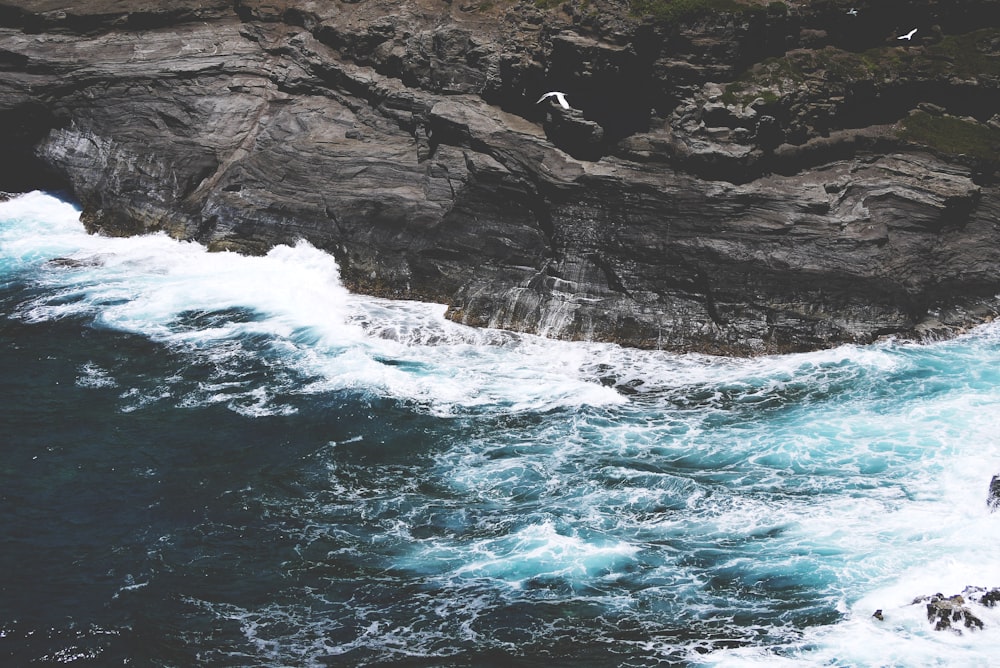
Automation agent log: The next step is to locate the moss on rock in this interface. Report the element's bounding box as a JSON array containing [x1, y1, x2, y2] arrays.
[[628, 0, 746, 23], [898, 111, 1000, 161]]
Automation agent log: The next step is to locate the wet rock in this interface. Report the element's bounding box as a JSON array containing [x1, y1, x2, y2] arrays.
[[923, 593, 983, 632], [981, 589, 1000, 607], [989, 474, 1000, 511], [911, 587, 1000, 633]]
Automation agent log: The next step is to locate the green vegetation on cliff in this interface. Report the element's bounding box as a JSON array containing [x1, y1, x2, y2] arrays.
[[628, 0, 753, 22], [716, 28, 999, 158], [724, 28, 999, 101], [899, 112, 1000, 161]]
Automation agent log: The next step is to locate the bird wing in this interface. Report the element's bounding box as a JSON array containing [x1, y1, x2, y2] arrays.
[[536, 93, 552, 104], [555, 93, 570, 109]]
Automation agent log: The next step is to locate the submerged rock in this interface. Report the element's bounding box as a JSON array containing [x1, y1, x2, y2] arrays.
[[2, 0, 1000, 354]]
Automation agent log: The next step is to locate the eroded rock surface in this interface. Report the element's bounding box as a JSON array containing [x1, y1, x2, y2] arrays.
[[2, 0, 999, 353]]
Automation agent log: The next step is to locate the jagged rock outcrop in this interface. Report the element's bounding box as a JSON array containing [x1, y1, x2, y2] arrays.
[[2, 0, 1000, 353], [921, 592, 985, 632], [874, 587, 1000, 633], [911, 587, 1000, 633]]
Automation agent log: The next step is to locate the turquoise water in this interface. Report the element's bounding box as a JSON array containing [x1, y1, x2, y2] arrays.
[[3, 191, 1000, 666]]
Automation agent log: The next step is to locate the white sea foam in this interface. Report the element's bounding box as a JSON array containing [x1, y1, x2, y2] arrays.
[[0, 191, 92, 264], [2, 192, 623, 416], [449, 520, 640, 585], [8, 192, 1000, 666], [75, 361, 118, 388]]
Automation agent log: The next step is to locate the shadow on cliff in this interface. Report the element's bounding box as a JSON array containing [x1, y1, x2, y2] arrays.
[[0, 105, 71, 194]]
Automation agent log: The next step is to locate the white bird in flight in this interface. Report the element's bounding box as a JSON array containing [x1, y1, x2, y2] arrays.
[[898, 28, 918, 40], [537, 91, 570, 110], [847, 8, 858, 16]]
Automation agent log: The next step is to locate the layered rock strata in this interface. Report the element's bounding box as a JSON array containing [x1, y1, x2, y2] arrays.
[[2, 0, 999, 353]]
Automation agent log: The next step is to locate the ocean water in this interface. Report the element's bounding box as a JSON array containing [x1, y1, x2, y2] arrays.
[[3, 191, 1000, 667]]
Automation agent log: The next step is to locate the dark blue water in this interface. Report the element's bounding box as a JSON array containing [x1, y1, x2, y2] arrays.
[[4, 192, 1000, 666]]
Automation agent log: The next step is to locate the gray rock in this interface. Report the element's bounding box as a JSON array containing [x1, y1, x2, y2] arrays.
[[912, 588, 1000, 633], [2, 0, 1000, 354]]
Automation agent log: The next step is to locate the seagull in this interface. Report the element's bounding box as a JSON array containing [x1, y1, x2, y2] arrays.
[[537, 91, 570, 110], [897, 28, 918, 40], [847, 7, 858, 16]]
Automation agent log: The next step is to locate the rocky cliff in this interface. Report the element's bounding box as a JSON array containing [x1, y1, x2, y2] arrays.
[[2, 0, 999, 354]]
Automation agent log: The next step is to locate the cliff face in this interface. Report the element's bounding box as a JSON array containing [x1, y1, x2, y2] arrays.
[[2, 0, 999, 354]]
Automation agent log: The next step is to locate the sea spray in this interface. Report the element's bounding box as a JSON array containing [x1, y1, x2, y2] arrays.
[[4, 191, 1000, 666]]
